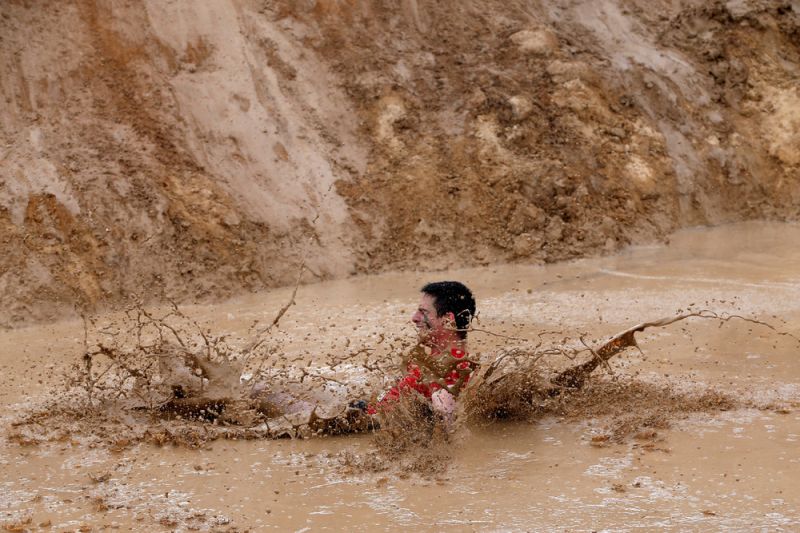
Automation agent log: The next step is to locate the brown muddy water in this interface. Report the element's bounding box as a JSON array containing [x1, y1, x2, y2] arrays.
[[2, 221, 800, 531]]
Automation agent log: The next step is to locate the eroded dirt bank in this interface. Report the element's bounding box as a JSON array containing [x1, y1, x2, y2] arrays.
[[2, 0, 800, 326]]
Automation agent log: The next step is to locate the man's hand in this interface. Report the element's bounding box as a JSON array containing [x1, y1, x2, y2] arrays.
[[431, 389, 456, 423]]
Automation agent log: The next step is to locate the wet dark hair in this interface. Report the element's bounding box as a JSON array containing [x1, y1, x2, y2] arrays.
[[421, 281, 476, 339]]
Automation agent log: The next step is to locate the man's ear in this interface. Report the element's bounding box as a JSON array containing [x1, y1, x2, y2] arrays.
[[443, 311, 456, 325]]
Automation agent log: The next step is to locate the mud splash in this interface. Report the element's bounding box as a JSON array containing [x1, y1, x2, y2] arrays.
[[9, 297, 794, 467]]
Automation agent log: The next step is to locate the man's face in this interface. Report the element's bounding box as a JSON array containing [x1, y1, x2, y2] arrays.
[[411, 293, 453, 347]]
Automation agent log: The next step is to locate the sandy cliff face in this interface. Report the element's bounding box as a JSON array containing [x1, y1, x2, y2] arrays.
[[316, 0, 800, 268], [1, 0, 798, 326], [0, 0, 365, 324]]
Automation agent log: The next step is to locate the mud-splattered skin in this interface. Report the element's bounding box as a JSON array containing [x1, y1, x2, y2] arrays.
[[411, 293, 443, 345], [2, 222, 800, 530]]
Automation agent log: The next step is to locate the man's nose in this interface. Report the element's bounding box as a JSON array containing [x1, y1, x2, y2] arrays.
[[411, 310, 422, 324]]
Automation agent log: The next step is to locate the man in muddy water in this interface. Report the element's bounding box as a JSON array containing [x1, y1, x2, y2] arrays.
[[355, 281, 478, 421], [257, 281, 478, 429]]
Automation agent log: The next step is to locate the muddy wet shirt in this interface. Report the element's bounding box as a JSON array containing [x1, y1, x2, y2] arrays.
[[369, 347, 475, 414]]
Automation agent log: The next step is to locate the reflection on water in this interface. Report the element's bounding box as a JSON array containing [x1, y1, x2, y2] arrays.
[[2, 221, 800, 530]]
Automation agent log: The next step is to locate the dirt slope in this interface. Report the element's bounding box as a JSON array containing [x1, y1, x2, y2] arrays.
[[1, 0, 798, 326]]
